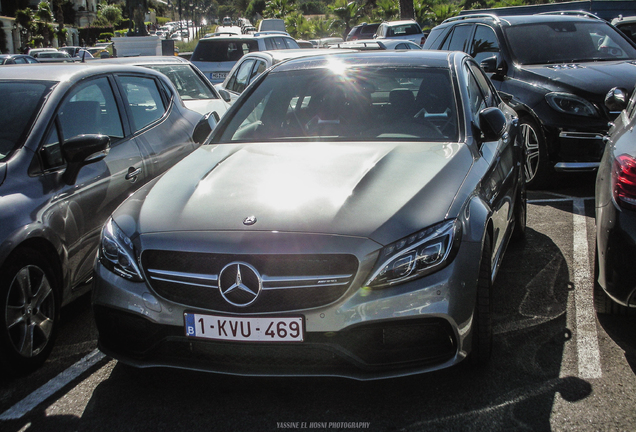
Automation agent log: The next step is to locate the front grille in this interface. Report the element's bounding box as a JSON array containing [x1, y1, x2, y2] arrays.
[[141, 251, 359, 312]]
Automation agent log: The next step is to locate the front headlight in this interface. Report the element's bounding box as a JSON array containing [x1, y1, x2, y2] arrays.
[[365, 219, 461, 289], [545, 92, 598, 117], [99, 218, 144, 281]]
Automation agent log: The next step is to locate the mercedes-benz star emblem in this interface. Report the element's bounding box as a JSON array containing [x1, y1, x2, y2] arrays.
[[243, 215, 257, 226], [218, 262, 262, 307]]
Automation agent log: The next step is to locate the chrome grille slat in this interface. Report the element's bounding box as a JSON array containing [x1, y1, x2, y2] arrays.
[[141, 251, 359, 312]]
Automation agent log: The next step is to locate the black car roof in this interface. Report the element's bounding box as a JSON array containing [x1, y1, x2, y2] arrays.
[[445, 13, 606, 27]]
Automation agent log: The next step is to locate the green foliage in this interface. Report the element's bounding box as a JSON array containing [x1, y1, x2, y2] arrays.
[[99, 32, 114, 40], [264, 0, 297, 18], [36, 1, 53, 23], [298, 1, 326, 14], [245, 0, 267, 19], [93, 15, 110, 27], [99, 4, 123, 26], [157, 17, 170, 25]]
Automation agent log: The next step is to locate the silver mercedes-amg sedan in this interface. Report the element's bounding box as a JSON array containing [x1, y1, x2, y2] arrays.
[[92, 50, 526, 380]]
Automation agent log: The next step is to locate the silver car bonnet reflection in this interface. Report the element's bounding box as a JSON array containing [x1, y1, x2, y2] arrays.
[[135, 141, 469, 243]]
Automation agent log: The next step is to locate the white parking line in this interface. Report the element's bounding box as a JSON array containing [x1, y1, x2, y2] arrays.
[[572, 198, 602, 379], [0, 349, 106, 421]]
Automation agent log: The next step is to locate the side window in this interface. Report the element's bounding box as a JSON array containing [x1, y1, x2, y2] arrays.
[[14, 57, 27, 64], [464, 63, 487, 124], [441, 24, 473, 52], [396, 43, 408, 50], [58, 77, 124, 141], [273, 38, 287, 49], [251, 60, 267, 81], [228, 59, 256, 93], [468, 62, 497, 108], [119, 76, 166, 132], [40, 122, 64, 170], [471, 25, 500, 64], [264, 38, 276, 50], [283, 38, 297, 48]]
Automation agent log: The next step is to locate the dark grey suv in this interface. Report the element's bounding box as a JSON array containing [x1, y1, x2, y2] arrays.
[[0, 63, 209, 373], [424, 13, 636, 187]]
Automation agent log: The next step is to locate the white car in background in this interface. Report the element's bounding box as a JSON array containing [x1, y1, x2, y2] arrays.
[[99, 56, 230, 120], [374, 20, 427, 46]]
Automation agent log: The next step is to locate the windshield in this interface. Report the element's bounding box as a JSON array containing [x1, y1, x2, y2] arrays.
[[0, 81, 54, 161], [146, 64, 219, 100], [505, 21, 636, 65], [217, 65, 458, 143]]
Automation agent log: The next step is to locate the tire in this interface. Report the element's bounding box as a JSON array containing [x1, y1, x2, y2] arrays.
[[593, 244, 636, 316], [0, 248, 60, 374], [470, 234, 493, 365], [520, 116, 551, 190]]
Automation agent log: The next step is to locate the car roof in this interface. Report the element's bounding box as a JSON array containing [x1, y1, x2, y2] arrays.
[[270, 50, 454, 74], [383, 20, 420, 26], [0, 62, 169, 82], [200, 31, 292, 41], [238, 48, 355, 63], [97, 56, 190, 66], [445, 13, 606, 27]]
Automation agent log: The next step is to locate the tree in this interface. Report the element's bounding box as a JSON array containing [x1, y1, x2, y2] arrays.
[[98, 4, 123, 26], [399, 0, 414, 20], [264, 0, 296, 19], [329, 0, 363, 39]]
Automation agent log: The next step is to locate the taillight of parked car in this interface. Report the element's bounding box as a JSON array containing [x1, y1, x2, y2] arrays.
[[420, 36, 426, 46], [613, 154, 636, 210]]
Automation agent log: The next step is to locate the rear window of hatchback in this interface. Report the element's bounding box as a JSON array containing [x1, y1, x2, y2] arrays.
[[192, 39, 258, 62]]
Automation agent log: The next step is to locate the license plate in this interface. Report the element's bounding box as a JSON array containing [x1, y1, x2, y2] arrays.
[[184, 313, 304, 342], [210, 72, 227, 80]]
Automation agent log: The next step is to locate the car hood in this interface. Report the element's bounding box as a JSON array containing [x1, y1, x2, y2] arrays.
[[519, 60, 636, 99], [129, 141, 472, 245], [183, 99, 228, 117]]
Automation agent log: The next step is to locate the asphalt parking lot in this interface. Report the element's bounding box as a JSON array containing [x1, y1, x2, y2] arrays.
[[0, 172, 634, 432]]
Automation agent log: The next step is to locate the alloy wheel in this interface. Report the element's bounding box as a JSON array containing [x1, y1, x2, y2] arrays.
[[5, 265, 56, 358]]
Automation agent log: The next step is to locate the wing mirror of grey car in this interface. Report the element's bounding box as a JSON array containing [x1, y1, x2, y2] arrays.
[[217, 88, 231, 103], [478, 107, 507, 141], [62, 134, 110, 185], [193, 111, 219, 144], [605, 87, 628, 112]]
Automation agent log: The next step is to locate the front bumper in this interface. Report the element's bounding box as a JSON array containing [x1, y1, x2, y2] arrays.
[[548, 129, 605, 172], [92, 239, 482, 380]]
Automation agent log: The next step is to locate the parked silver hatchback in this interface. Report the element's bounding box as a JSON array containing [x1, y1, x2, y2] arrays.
[[0, 63, 210, 373]]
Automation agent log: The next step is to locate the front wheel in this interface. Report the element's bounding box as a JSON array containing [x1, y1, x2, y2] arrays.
[[520, 116, 551, 189], [0, 249, 59, 373]]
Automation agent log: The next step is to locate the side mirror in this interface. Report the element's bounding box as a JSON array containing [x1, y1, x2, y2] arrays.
[[193, 111, 219, 144], [478, 107, 507, 141], [62, 134, 110, 185], [605, 87, 628, 112], [480, 55, 506, 76], [217, 88, 231, 103]]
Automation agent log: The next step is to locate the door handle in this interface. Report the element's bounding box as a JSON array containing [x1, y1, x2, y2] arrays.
[[125, 167, 142, 181]]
